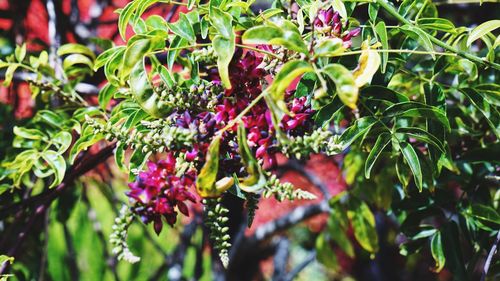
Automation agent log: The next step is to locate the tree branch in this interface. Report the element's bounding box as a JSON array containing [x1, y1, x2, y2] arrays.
[[480, 230, 500, 281], [251, 201, 330, 243]]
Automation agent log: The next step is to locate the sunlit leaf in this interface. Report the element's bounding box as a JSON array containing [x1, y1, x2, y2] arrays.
[[467, 20, 500, 46], [322, 64, 359, 109], [431, 231, 446, 272], [399, 141, 423, 191], [352, 41, 381, 88], [365, 132, 391, 179]]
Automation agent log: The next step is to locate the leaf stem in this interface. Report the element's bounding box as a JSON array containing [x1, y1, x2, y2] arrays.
[[235, 44, 282, 59], [375, 0, 500, 70], [149, 43, 212, 54], [338, 49, 457, 57]]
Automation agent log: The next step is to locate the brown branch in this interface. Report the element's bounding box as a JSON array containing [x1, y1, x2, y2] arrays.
[[0, 145, 115, 220], [251, 201, 330, 243], [480, 230, 500, 281], [0, 145, 114, 274]]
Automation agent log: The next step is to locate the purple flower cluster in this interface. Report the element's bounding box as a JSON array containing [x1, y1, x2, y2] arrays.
[[313, 8, 361, 48], [127, 153, 197, 234]]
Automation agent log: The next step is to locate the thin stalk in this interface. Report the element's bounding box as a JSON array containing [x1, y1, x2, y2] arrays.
[[150, 43, 212, 54], [338, 49, 457, 57], [235, 44, 282, 59], [376, 0, 500, 70]]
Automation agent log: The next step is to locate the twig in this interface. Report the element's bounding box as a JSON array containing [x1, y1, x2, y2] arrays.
[[0, 70, 100, 95], [82, 190, 120, 281], [283, 251, 316, 281], [251, 201, 330, 242], [272, 237, 290, 281], [0, 145, 115, 220], [38, 210, 50, 281], [276, 160, 331, 198], [480, 230, 500, 281], [45, 0, 62, 79]]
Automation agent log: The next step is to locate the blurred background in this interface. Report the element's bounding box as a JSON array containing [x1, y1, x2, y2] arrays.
[[0, 0, 498, 280]]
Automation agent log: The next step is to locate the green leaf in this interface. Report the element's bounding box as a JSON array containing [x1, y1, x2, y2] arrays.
[[145, 15, 168, 31], [115, 143, 127, 171], [322, 64, 359, 109], [104, 47, 126, 85], [14, 43, 26, 62], [94, 46, 124, 71], [35, 110, 64, 128], [316, 233, 339, 270], [167, 36, 187, 69], [52, 131, 72, 154], [399, 141, 423, 191], [461, 88, 500, 139], [13, 126, 46, 140], [118, 1, 140, 40], [213, 35, 235, 89], [209, 7, 233, 39], [328, 204, 355, 258], [0, 255, 14, 266], [167, 13, 196, 43], [365, 132, 391, 179], [122, 37, 164, 80], [242, 18, 308, 53], [340, 117, 377, 148], [57, 43, 96, 60], [441, 222, 467, 281], [271, 60, 313, 101], [267, 60, 313, 126], [348, 199, 379, 253], [98, 83, 117, 110], [467, 204, 500, 225], [42, 150, 66, 188], [295, 72, 316, 98], [331, 0, 347, 19], [157, 65, 175, 88], [3, 64, 18, 86], [384, 102, 450, 132], [130, 60, 172, 117], [467, 20, 500, 46], [400, 25, 435, 59], [368, 3, 379, 22], [395, 127, 446, 153], [375, 22, 388, 73], [69, 128, 104, 164], [417, 18, 456, 33], [62, 54, 94, 71], [431, 231, 446, 273], [313, 38, 345, 58], [476, 84, 500, 107], [445, 59, 478, 81]]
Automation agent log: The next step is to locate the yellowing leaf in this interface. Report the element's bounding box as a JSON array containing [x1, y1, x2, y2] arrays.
[[322, 64, 359, 109], [352, 41, 381, 88], [237, 123, 266, 193], [196, 136, 230, 198]]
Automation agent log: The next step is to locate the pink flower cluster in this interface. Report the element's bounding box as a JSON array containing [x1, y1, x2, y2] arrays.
[[314, 8, 361, 48], [127, 154, 197, 234]]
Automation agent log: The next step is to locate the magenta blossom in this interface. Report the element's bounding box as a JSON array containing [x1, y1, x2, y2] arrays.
[[313, 8, 361, 48], [127, 154, 197, 234]]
